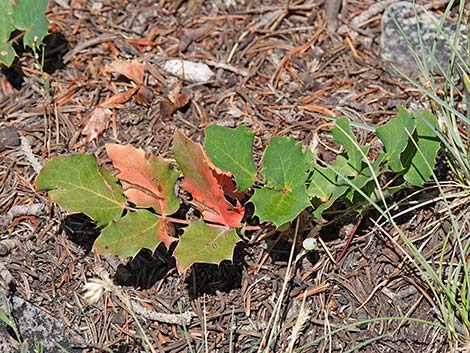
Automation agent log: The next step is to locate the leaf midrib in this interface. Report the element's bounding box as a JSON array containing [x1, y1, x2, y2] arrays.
[[51, 178, 123, 207]]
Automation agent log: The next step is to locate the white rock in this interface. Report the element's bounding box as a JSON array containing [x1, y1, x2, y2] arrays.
[[163, 59, 215, 83]]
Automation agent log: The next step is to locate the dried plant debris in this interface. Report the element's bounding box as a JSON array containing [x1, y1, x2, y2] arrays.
[[0, 0, 455, 352]]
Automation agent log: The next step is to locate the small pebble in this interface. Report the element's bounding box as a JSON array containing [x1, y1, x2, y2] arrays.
[[356, 309, 369, 330], [0, 126, 20, 152]]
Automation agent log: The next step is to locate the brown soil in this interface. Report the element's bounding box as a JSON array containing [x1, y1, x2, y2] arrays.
[[0, 1, 454, 352]]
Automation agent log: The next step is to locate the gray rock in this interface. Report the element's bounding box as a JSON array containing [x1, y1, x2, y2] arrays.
[[0, 294, 84, 352], [380, 1, 468, 74], [0, 126, 20, 152]]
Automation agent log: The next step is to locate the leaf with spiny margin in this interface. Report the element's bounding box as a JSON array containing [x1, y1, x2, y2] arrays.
[[0, 0, 15, 66], [332, 117, 369, 172], [204, 125, 256, 191], [251, 185, 311, 227], [403, 111, 440, 186], [174, 220, 240, 272], [12, 0, 49, 49], [172, 130, 244, 227], [106, 144, 179, 215], [312, 183, 349, 220], [0, 42, 15, 67], [262, 136, 309, 189], [250, 136, 310, 226], [36, 154, 125, 227], [343, 152, 385, 202], [94, 209, 161, 257], [307, 155, 357, 204], [331, 155, 356, 177], [376, 106, 415, 172], [307, 163, 336, 202], [0, 0, 13, 43]]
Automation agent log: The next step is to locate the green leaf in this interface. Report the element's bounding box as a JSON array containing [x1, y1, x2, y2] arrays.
[[331, 155, 356, 177], [343, 152, 385, 202], [403, 111, 440, 186], [303, 238, 317, 251], [251, 185, 310, 227], [250, 136, 310, 226], [332, 117, 369, 171], [0, 0, 13, 42], [307, 164, 336, 202], [204, 125, 257, 191], [36, 154, 125, 226], [174, 220, 240, 272], [262, 136, 308, 190], [312, 183, 349, 219], [0, 42, 15, 67], [462, 70, 470, 95], [94, 210, 160, 257], [12, 0, 49, 49], [0, 0, 15, 66], [376, 106, 415, 172]]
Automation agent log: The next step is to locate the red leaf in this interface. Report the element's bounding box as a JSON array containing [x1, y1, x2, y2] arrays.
[[212, 170, 246, 201], [172, 130, 244, 227], [106, 144, 180, 216]]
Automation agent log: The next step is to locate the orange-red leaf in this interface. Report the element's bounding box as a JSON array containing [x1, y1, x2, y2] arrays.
[[172, 130, 244, 227], [106, 144, 180, 215], [212, 169, 246, 201]]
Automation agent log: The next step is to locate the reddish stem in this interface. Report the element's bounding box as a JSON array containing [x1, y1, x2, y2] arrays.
[[335, 213, 364, 264], [123, 204, 262, 230]]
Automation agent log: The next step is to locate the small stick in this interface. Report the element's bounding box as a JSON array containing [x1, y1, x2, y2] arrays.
[[0, 239, 21, 256], [63, 33, 120, 64], [0, 204, 44, 229], [132, 299, 195, 325], [21, 137, 42, 173]]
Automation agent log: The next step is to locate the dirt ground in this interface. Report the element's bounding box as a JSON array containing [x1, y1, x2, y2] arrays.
[[0, 0, 455, 352]]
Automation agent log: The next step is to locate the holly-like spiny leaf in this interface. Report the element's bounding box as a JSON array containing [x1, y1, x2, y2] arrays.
[[94, 209, 165, 257], [106, 144, 179, 215], [261, 136, 309, 190], [312, 183, 349, 220], [36, 154, 125, 226], [307, 163, 337, 202], [12, 0, 49, 49], [0, 0, 15, 66], [251, 185, 311, 227], [204, 125, 257, 191], [251, 136, 310, 226], [376, 106, 415, 172], [332, 117, 369, 172], [174, 220, 240, 272], [343, 152, 385, 203], [172, 130, 244, 227], [403, 110, 440, 186]]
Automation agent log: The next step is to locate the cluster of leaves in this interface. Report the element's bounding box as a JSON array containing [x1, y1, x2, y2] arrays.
[[308, 107, 440, 219], [0, 0, 49, 67], [36, 106, 440, 272]]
